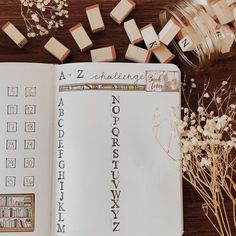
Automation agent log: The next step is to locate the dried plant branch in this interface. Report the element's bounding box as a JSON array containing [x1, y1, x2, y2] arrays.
[[20, 0, 69, 37], [154, 78, 236, 236]]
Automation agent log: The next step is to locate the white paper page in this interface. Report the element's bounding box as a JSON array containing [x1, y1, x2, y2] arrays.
[[0, 63, 55, 236], [53, 63, 183, 236]]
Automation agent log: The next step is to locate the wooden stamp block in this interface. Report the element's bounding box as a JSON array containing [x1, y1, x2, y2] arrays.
[[69, 23, 93, 52], [124, 19, 143, 44], [184, 6, 196, 17], [177, 29, 185, 41], [110, 0, 136, 24], [177, 26, 200, 42], [140, 24, 160, 50], [90, 46, 116, 62], [227, 0, 236, 6], [193, 15, 208, 36], [86, 4, 105, 33], [192, 12, 217, 38], [184, 26, 202, 45], [177, 27, 188, 40], [44, 37, 71, 63], [212, 0, 235, 24], [152, 43, 175, 63], [1, 22, 28, 48], [233, 6, 236, 20], [215, 25, 235, 53], [125, 44, 152, 63], [201, 11, 218, 30], [159, 17, 182, 46], [178, 35, 195, 52], [203, 3, 217, 18]]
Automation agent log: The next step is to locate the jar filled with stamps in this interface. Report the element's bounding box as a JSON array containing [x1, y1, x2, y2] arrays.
[[158, 0, 236, 69]]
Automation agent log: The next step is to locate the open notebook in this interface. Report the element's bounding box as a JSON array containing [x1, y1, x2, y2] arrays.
[[0, 63, 183, 236]]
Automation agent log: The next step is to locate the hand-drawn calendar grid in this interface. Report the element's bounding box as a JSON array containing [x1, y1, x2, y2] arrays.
[[5, 86, 36, 187], [0, 86, 36, 232]]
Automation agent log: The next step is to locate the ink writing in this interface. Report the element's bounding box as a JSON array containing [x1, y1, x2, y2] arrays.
[[111, 95, 121, 232]]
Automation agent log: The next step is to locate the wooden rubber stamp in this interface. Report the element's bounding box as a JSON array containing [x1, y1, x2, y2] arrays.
[[178, 35, 195, 52], [212, 0, 235, 24], [110, 0, 136, 24], [90, 46, 116, 62], [159, 17, 182, 46], [192, 12, 217, 37], [226, 0, 236, 6], [69, 23, 93, 52], [44, 37, 71, 63], [124, 19, 143, 44], [233, 5, 236, 20], [1, 22, 28, 48], [86, 4, 105, 33], [152, 43, 175, 63], [140, 24, 160, 50], [215, 25, 235, 54], [200, 11, 218, 30], [203, 3, 217, 18], [125, 44, 152, 63], [180, 26, 202, 46]]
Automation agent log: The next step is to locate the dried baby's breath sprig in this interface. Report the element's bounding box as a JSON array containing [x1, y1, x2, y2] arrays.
[[20, 0, 69, 38], [154, 77, 236, 236]]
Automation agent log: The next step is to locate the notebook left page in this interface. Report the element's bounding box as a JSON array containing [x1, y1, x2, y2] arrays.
[[0, 63, 55, 236]]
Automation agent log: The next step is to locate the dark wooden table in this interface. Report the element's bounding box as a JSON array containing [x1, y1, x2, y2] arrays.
[[0, 0, 235, 235]]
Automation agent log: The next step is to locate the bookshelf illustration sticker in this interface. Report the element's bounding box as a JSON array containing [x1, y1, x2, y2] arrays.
[[0, 194, 35, 232]]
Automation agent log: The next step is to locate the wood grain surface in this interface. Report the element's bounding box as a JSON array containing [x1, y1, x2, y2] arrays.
[[0, 0, 236, 235]]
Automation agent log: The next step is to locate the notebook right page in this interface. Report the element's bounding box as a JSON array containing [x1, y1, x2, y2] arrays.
[[53, 62, 183, 236]]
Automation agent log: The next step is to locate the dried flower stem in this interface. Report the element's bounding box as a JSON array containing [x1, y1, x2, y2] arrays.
[[154, 78, 236, 236], [20, 0, 69, 37]]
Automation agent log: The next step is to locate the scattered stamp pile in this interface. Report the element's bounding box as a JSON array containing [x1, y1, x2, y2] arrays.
[[1, 0, 236, 63]]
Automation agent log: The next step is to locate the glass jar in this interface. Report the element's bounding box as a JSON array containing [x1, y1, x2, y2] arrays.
[[158, 0, 236, 70]]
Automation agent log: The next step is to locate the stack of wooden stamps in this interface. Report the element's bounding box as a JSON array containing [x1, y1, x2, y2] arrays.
[[1, 0, 236, 63]]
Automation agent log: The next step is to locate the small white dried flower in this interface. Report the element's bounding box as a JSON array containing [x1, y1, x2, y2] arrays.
[[197, 125, 203, 133], [230, 104, 236, 110], [31, 13, 39, 22], [186, 154, 191, 161], [190, 112, 196, 119], [184, 108, 189, 114], [197, 106, 204, 114], [155, 78, 235, 234], [216, 97, 221, 104], [21, 0, 69, 37], [183, 115, 189, 122], [200, 158, 211, 167], [44, 0, 50, 5], [201, 116, 206, 122]]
